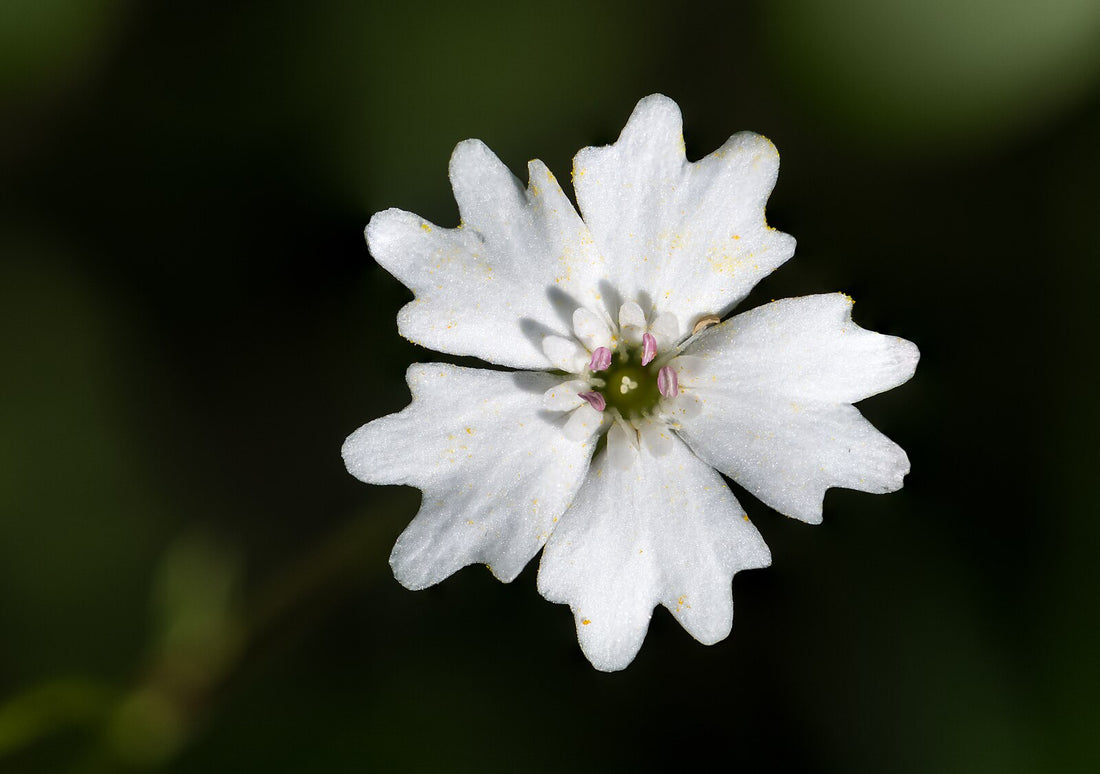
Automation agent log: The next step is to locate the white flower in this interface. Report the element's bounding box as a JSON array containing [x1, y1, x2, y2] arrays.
[[343, 94, 919, 671]]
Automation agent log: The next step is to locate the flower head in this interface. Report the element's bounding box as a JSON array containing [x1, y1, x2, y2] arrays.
[[343, 95, 918, 671]]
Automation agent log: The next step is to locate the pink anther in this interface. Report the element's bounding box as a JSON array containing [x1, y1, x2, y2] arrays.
[[578, 391, 606, 411], [657, 366, 679, 398], [641, 333, 658, 366], [588, 346, 612, 372]]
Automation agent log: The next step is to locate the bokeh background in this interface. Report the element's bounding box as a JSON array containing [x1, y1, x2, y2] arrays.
[[2, 0, 1099, 771]]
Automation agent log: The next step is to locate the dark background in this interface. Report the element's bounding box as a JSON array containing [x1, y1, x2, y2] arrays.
[[2, 1, 1098, 771]]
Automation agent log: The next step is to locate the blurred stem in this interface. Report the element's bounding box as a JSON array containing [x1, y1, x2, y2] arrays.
[[81, 509, 396, 772], [0, 679, 114, 757], [248, 510, 390, 642]]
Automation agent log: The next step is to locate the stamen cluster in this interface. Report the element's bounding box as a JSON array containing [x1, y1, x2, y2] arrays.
[[586, 338, 668, 420]]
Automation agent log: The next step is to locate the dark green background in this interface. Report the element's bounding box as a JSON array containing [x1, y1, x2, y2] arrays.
[[3, 1, 1098, 771]]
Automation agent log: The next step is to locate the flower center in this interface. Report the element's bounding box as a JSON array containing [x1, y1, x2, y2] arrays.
[[596, 345, 662, 420]]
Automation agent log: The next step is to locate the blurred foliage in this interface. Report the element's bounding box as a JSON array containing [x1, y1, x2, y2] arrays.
[[767, 0, 1100, 152], [0, 0, 1098, 772], [0, 0, 128, 105]]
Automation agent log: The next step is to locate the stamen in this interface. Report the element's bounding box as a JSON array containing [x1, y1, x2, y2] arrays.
[[578, 391, 606, 411], [640, 333, 657, 366], [588, 346, 612, 372], [657, 366, 679, 398]]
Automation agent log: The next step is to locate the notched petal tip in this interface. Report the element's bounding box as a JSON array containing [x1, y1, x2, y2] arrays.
[[448, 137, 493, 172], [625, 93, 684, 139], [573, 94, 686, 175], [579, 624, 648, 673], [340, 424, 373, 482], [894, 338, 921, 383], [881, 443, 912, 491], [526, 158, 558, 188], [364, 208, 428, 259], [448, 138, 526, 215], [388, 545, 434, 592], [542, 380, 586, 412]]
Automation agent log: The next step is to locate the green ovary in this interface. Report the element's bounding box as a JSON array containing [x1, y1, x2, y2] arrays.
[[597, 346, 661, 419]]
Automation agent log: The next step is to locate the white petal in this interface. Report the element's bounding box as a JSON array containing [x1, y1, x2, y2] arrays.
[[538, 437, 771, 672], [367, 145, 606, 369], [676, 294, 918, 523], [618, 301, 647, 345], [342, 365, 595, 588], [668, 354, 706, 381], [659, 391, 703, 426], [562, 403, 605, 442], [542, 335, 588, 373], [542, 379, 588, 412], [648, 312, 680, 350], [607, 418, 639, 470], [572, 307, 612, 352], [573, 94, 795, 339], [682, 294, 919, 404], [637, 418, 674, 457]]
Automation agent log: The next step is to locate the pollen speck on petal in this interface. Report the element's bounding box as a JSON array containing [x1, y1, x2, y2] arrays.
[[662, 392, 703, 425], [542, 380, 587, 411], [563, 403, 605, 441], [638, 418, 673, 456]]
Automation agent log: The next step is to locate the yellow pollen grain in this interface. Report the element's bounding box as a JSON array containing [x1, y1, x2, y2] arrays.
[[581, 618, 591, 626], [420, 223, 432, 232]]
